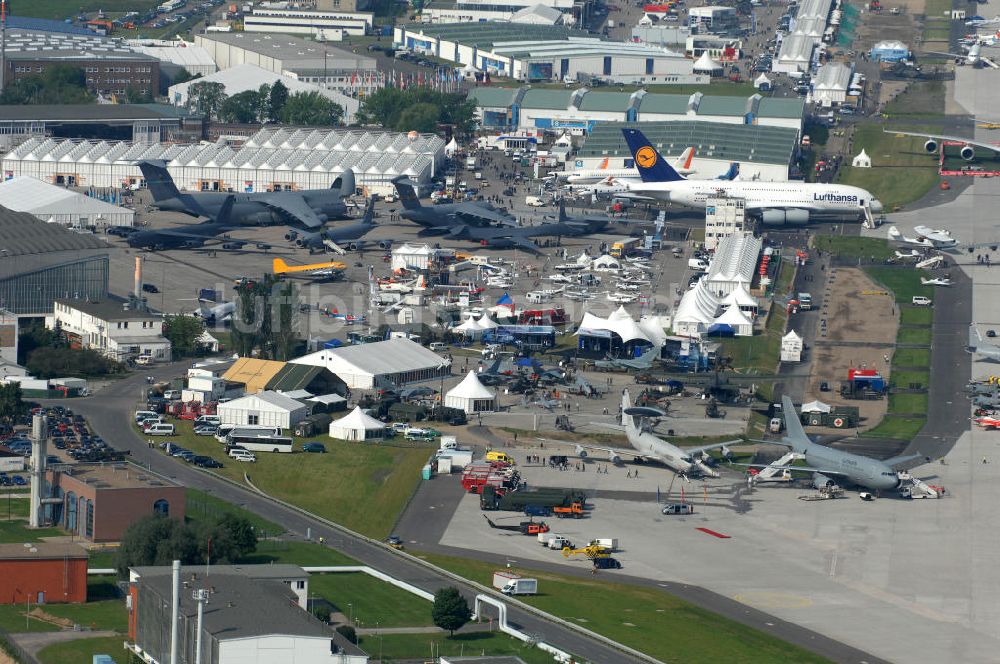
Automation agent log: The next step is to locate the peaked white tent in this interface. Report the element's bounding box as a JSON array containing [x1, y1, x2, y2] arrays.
[[693, 52, 723, 75], [592, 255, 621, 272], [781, 329, 803, 362], [445, 137, 460, 157], [754, 73, 772, 90], [722, 283, 759, 314], [714, 304, 753, 337], [477, 313, 499, 329], [801, 400, 831, 413], [454, 317, 484, 337], [852, 149, 871, 168], [328, 406, 388, 441], [445, 371, 497, 413]]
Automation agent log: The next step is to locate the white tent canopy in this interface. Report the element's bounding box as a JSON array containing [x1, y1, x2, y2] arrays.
[[445, 371, 497, 413], [0, 176, 135, 227], [578, 307, 652, 344], [592, 254, 621, 271], [781, 329, 804, 362], [852, 149, 871, 168], [445, 137, 460, 156], [453, 317, 484, 336], [328, 406, 388, 441], [754, 73, 772, 89], [693, 52, 723, 74], [714, 304, 753, 336], [801, 399, 831, 413], [477, 313, 499, 329], [722, 283, 759, 310]]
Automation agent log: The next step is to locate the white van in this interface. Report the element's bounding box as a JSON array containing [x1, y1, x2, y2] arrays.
[[525, 195, 545, 207], [195, 415, 221, 426], [147, 423, 175, 436], [135, 354, 154, 366], [912, 296, 932, 306], [134, 410, 157, 424], [229, 449, 257, 463], [688, 258, 709, 271], [429, 342, 448, 352]]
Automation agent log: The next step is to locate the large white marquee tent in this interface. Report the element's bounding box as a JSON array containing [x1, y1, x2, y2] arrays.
[[0, 176, 135, 227]]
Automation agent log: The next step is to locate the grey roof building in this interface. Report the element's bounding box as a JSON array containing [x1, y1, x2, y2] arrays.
[[0, 207, 109, 316]]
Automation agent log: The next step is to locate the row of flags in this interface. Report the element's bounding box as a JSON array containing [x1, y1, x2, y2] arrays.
[[341, 69, 465, 95]]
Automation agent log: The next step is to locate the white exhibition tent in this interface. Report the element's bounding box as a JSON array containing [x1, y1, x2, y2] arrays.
[[445, 371, 497, 414], [477, 313, 499, 329], [852, 149, 872, 168], [328, 406, 388, 441], [444, 137, 460, 156], [801, 399, 832, 413], [453, 317, 484, 337], [781, 329, 803, 362], [578, 306, 653, 344], [693, 52, 724, 75], [0, 176, 135, 227], [715, 304, 753, 337], [722, 284, 759, 314], [592, 255, 621, 272]]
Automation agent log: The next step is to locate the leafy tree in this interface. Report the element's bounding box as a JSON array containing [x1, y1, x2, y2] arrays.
[[431, 587, 471, 636], [0, 64, 94, 105], [0, 383, 27, 425], [358, 87, 476, 135], [314, 606, 331, 623], [335, 624, 356, 642], [397, 102, 440, 133], [173, 68, 199, 85], [125, 85, 154, 104], [220, 89, 266, 124], [268, 80, 289, 122], [215, 513, 258, 555], [17, 322, 58, 365], [116, 516, 200, 577], [187, 80, 227, 119], [163, 315, 205, 358], [280, 91, 344, 126], [231, 275, 300, 360], [26, 347, 120, 378]]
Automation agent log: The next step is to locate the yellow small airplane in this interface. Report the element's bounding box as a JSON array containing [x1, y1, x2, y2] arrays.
[[272, 257, 347, 275], [978, 122, 1000, 130]]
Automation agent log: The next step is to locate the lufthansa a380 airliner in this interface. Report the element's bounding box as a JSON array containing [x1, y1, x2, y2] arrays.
[[620, 128, 883, 225]]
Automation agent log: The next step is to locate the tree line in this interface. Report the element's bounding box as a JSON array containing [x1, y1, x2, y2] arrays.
[[187, 79, 344, 126]]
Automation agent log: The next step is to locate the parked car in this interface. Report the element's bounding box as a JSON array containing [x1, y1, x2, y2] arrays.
[[661, 503, 694, 515], [11, 476, 27, 486], [387, 535, 404, 549], [302, 442, 327, 453], [193, 426, 218, 436], [230, 449, 257, 463], [193, 456, 224, 468]]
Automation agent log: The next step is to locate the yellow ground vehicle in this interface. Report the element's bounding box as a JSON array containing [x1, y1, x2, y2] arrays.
[[486, 451, 515, 464]]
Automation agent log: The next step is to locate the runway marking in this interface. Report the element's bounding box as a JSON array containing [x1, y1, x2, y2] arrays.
[[696, 527, 731, 538]]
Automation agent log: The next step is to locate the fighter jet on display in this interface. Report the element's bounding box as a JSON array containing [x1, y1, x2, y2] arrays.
[[391, 176, 517, 228], [744, 396, 926, 492], [969, 325, 1000, 361], [137, 160, 354, 228], [593, 346, 659, 371], [574, 389, 738, 478], [283, 199, 389, 254]]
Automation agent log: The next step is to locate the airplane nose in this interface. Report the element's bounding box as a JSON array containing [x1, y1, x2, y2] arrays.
[[870, 199, 884, 213]]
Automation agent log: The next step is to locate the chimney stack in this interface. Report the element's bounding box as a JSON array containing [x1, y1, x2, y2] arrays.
[[28, 414, 47, 528], [133, 256, 142, 300]]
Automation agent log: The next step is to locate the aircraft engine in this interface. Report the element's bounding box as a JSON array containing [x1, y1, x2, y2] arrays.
[[377, 239, 393, 251], [610, 454, 622, 465], [812, 473, 838, 490], [284, 230, 299, 241], [575, 445, 588, 459], [760, 209, 810, 226], [346, 241, 365, 251], [295, 232, 324, 249], [720, 445, 734, 461], [961, 145, 976, 161], [923, 139, 938, 154]]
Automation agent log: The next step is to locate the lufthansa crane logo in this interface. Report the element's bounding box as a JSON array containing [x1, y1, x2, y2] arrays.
[[635, 146, 657, 168]]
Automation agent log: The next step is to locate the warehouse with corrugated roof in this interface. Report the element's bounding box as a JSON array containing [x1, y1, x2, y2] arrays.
[[577, 121, 799, 181], [470, 87, 804, 134], [0, 127, 444, 196]]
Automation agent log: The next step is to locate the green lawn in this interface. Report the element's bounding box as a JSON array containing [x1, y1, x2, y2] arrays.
[[813, 235, 896, 262], [309, 572, 434, 628], [888, 392, 929, 415], [924, 0, 953, 19], [17, 0, 157, 19], [371, 632, 557, 664], [863, 267, 933, 304], [186, 487, 283, 535], [863, 415, 925, 439], [884, 81, 946, 117], [892, 369, 930, 389], [837, 123, 942, 210], [900, 307, 933, 326], [0, 495, 29, 520], [240, 539, 358, 567], [0, 590, 124, 634], [774, 256, 797, 296], [38, 636, 127, 664], [156, 422, 432, 538], [897, 327, 933, 346], [88, 550, 118, 570], [893, 348, 931, 366], [416, 553, 833, 664], [0, 518, 64, 543], [717, 305, 785, 373]]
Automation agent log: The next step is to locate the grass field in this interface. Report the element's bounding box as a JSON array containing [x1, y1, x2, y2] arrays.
[[837, 123, 942, 210], [813, 235, 896, 262], [309, 572, 434, 628], [717, 303, 786, 373], [892, 369, 930, 389], [416, 553, 833, 664], [16, 0, 157, 20], [884, 81, 946, 117], [888, 392, 929, 414], [924, 0, 953, 18], [369, 632, 557, 663], [0, 576, 125, 634], [0, 518, 64, 543], [863, 267, 933, 303], [0, 495, 29, 520], [240, 539, 358, 566], [186, 487, 283, 535], [154, 422, 432, 538], [37, 636, 126, 664], [900, 307, 933, 326], [863, 415, 926, 439], [893, 348, 931, 366]]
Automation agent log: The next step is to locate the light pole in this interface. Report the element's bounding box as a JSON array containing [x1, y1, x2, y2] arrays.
[[348, 602, 353, 624], [192, 588, 211, 664]]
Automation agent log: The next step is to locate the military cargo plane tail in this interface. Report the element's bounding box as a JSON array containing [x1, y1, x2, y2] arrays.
[[391, 176, 422, 210], [137, 160, 183, 203]]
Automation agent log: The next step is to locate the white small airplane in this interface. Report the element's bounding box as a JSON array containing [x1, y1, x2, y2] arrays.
[[545, 273, 574, 283], [893, 249, 923, 262], [888, 225, 958, 249], [573, 389, 740, 478], [606, 291, 639, 304], [917, 255, 945, 270], [967, 16, 1000, 27], [921, 276, 953, 286]]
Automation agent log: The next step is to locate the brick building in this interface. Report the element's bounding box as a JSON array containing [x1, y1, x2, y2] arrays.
[[47, 464, 185, 543], [0, 542, 88, 604]]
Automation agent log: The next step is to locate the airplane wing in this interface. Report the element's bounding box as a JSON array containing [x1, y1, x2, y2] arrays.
[[736, 462, 850, 476], [882, 452, 929, 470], [571, 440, 661, 463], [883, 129, 1000, 155], [262, 194, 325, 228], [683, 440, 744, 457], [506, 235, 544, 255], [456, 206, 518, 227]]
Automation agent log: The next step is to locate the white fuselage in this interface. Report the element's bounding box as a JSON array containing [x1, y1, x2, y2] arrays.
[[624, 414, 718, 477], [566, 168, 643, 185], [625, 180, 882, 215]]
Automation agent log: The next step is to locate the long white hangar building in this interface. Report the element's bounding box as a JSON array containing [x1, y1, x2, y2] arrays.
[[0, 127, 444, 195], [576, 121, 801, 182], [394, 23, 704, 85], [470, 87, 804, 134]]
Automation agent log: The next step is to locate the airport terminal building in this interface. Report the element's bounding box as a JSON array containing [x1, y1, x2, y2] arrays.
[[0, 127, 445, 196], [576, 121, 800, 182]]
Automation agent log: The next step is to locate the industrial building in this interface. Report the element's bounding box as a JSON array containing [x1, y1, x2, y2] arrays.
[[0, 176, 135, 227], [687, 5, 739, 32], [243, 8, 374, 38], [292, 337, 451, 389], [0, 543, 88, 605], [772, 0, 834, 74], [49, 298, 172, 363], [168, 64, 360, 123], [127, 566, 367, 664], [129, 564, 312, 610], [194, 33, 379, 96], [704, 196, 747, 251], [0, 127, 444, 196], [394, 23, 701, 84], [470, 88, 803, 135], [46, 463, 186, 543], [685, 36, 741, 61], [126, 39, 218, 78], [0, 208, 109, 317], [812, 62, 852, 106], [573, 121, 800, 182], [0, 30, 160, 98], [419, 0, 579, 25], [0, 104, 202, 149], [216, 391, 309, 430]]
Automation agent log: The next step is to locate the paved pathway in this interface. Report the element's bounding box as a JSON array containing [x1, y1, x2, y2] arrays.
[[10, 629, 119, 656]]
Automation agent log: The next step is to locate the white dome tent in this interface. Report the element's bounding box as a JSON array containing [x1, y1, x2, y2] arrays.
[[754, 73, 772, 91], [592, 254, 621, 272], [693, 52, 723, 76], [801, 400, 832, 414], [453, 317, 484, 337], [713, 304, 753, 337], [445, 371, 497, 414], [477, 313, 499, 329], [852, 149, 871, 168], [328, 406, 388, 441]]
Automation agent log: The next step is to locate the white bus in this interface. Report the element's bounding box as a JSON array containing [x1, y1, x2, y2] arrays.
[[227, 433, 293, 454], [215, 425, 281, 443]]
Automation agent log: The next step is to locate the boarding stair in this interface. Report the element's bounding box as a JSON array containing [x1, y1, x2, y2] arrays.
[[897, 472, 942, 499], [751, 452, 804, 483]]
